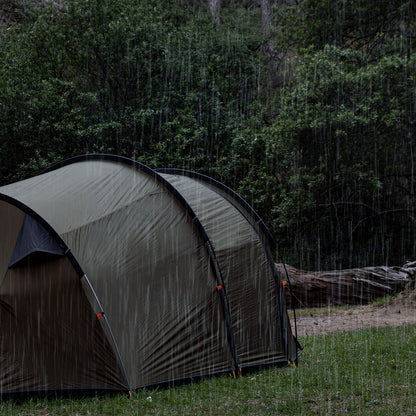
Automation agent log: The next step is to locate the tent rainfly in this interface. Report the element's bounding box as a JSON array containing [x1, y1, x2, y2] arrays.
[[0, 154, 301, 395]]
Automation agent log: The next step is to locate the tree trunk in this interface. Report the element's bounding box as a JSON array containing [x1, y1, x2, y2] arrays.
[[261, 0, 273, 37], [276, 261, 416, 308], [208, 0, 221, 24]]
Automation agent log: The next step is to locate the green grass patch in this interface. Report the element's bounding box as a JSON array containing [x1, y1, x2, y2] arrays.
[[370, 294, 395, 306], [2, 325, 416, 415], [290, 304, 354, 318]]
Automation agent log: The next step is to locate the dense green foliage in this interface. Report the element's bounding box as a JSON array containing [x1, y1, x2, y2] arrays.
[[1, 0, 415, 268], [236, 46, 416, 267], [0, 0, 263, 178], [1, 325, 416, 414], [276, 0, 415, 52]]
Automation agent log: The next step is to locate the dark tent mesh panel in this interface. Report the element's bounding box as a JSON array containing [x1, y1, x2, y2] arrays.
[[0, 200, 25, 288], [9, 214, 66, 268]]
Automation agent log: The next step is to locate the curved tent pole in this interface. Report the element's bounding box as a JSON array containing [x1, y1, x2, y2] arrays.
[[81, 273, 134, 396], [203, 238, 240, 374], [44, 154, 241, 376], [202, 183, 289, 360], [155, 168, 300, 361], [0, 193, 134, 395], [155, 168, 278, 254]]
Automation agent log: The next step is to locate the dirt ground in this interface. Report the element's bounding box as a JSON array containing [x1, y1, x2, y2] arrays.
[[290, 285, 416, 337]]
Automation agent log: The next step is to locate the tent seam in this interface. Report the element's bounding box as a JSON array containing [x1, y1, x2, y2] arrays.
[[44, 155, 242, 378], [158, 172, 299, 361]]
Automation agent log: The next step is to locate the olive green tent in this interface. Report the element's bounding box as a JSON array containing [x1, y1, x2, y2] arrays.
[[0, 154, 300, 395]]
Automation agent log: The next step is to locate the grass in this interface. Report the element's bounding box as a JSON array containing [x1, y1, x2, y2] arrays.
[[290, 293, 398, 318], [2, 325, 416, 415], [289, 304, 354, 318], [370, 294, 395, 306]]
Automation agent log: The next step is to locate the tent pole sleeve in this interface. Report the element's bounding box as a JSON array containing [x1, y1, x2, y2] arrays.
[[155, 168, 278, 253], [205, 240, 240, 373], [196, 184, 295, 361], [82, 274, 134, 396], [154, 169, 302, 358]]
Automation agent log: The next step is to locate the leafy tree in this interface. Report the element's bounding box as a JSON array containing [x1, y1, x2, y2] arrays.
[[240, 46, 416, 267], [276, 0, 416, 52], [1, 0, 415, 269], [0, 0, 264, 181]]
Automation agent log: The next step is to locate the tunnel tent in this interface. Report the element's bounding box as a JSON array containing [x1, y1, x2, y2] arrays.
[[0, 154, 301, 395]]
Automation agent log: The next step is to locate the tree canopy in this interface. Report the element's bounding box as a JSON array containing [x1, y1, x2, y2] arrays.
[[1, 0, 415, 269]]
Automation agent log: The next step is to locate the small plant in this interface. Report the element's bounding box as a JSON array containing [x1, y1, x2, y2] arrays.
[[371, 294, 395, 306]]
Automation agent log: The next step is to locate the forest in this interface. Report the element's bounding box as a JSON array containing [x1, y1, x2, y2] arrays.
[[1, 0, 415, 270]]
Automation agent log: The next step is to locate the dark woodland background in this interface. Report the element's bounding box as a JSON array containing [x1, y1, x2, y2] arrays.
[[1, 0, 415, 269]]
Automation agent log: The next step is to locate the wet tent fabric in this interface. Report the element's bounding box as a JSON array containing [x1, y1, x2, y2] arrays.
[[157, 170, 300, 362], [0, 154, 300, 394], [158, 172, 294, 367], [0, 201, 126, 393]]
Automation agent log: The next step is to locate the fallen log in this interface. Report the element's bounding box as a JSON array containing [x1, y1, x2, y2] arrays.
[[276, 261, 416, 308]]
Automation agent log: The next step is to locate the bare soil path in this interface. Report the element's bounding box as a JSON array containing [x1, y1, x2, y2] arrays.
[[290, 286, 416, 337]]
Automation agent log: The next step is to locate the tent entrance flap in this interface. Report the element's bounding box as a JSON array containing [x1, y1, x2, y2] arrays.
[[8, 214, 66, 268]]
